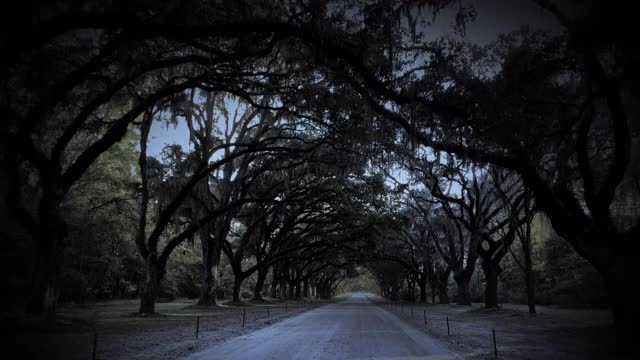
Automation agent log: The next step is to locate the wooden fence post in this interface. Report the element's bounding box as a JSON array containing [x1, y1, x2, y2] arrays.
[[493, 328, 498, 358], [446, 316, 450, 336], [242, 309, 246, 327]]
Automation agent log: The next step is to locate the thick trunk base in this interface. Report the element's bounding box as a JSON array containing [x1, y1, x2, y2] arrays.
[[483, 265, 499, 308], [525, 270, 536, 314], [232, 277, 243, 303], [419, 281, 427, 303], [253, 270, 267, 300], [437, 287, 450, 304], [139, 259, 160, 314], [455, 277, 471, 305], [603, 255, 638, 359]]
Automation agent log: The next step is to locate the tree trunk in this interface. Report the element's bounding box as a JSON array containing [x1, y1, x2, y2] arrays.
[[454, 274, 471, 305], [270, 266, 279, 298], [211, 265, 221, 302], [482, 262, 499, 308], [295, 282, 301, 298], [409, 278, 415, 300], [544, 213, 637, 357], [418, 275, 427, 303], [270, 279, 278, 299], [437, 285, 449, 304], [318, 283, 327, 299], [232, 276, 243, 303], [431, 278, 436, 303], [525, 268, 536, 314], [197, 233, 215, 305], [209, 233, 224, 303], [200, 216, 229, 305], [139, 256, 160, 314], [303, 279, 309, 298], [390, 282, 399, 300], [523, 237, 536, 314], [254, 267, 267, 300], [522, 193, 536, 314], [280, 279, 287, 299], [26, 242, 60, 317], [27, 195, 64, 318], [601, 252, 636, 358], [433, 266, 451, 304]]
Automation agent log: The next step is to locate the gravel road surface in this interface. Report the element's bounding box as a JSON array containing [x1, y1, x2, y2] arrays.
[[183, 292, 457, 360]]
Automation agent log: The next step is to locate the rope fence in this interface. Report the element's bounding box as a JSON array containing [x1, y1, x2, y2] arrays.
[[378, 300, 500, 359]]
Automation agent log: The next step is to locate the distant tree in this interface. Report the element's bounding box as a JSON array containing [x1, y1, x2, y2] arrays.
[[134, 96, 320, 313]]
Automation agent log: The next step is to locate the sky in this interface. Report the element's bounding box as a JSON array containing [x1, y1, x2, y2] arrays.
[[148, 118, 191, 157], [147, 96, 245, 158]]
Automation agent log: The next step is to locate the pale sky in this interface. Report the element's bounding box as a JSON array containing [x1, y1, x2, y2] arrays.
[[148, 118, 191, 157]]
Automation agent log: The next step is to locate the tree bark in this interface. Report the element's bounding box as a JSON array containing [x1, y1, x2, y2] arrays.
[[270, 278, 278, 299], [482, 262, 499, 308], [280, 278, 287, 299], [232, 276, 243, 303], [26, 187, 65, 318], [199, 210, 231, 305], [454, 274, 471, 305], [437, 285, 450, 304], [418, 274, 427, 303], [197, 230, 215, 305], [270, 265, 279, 298], [288, 281, 295, 298], [523, 242, 536, 314], [390, 282, 399, 300], [211, 264, 221, 301], [431, 277, 436, 303], [207, 230, 225, 303], [601, 251, 637, 358], [139, 255, 160, 314], [523, 190, 536, 314], [254, 267, 267, 300], [408, 277, 415, 300], [26, 240, 60, 317]]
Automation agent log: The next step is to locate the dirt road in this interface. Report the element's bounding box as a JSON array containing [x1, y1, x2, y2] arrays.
[[183, 292, 457, 360]]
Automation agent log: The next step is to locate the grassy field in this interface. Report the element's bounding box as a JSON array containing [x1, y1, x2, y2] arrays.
[[374, 300, 614, 359]]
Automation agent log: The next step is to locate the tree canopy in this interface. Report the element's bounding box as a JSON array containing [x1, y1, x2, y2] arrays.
[[1, 0, 638, 357]]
